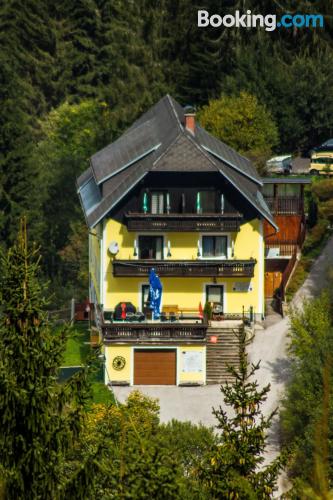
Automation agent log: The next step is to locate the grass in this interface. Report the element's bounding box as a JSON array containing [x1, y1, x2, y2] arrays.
[[62, 322, 90, 366], [62, 322, 114, 406]]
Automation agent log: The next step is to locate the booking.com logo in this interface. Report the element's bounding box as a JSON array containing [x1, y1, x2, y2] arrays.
[[198, 10, 324, 32]]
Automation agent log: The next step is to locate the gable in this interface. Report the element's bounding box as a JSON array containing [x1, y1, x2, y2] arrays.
[[152, 134, 218, 172]]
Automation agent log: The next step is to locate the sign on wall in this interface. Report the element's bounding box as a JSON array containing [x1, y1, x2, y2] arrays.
[[182, 351, 203, 372], [232, 281, 252, 292]]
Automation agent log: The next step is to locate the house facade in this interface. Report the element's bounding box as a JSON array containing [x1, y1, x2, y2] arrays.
[[77, 95, 278, 386]]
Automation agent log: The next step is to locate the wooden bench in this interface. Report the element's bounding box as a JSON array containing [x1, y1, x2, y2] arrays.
[[162, 305, 179, 314], [179, 307, 203, 321]]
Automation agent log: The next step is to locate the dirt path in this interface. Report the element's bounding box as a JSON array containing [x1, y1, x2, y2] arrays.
[[247, 234, 333, 495]]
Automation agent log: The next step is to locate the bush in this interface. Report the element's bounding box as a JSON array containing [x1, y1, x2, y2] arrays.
[[302, 220, 328, 255], [281, 293, 333, 489], [319, 199, 333, 225], [311, 179, 333, 202]]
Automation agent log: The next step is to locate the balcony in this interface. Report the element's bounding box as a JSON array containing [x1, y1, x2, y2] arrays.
[[264, 197, 303, 215], [125, 212, 242, 232], [112, 259, 256, 278], [102, 322, 207, 342], [265, 239, 298, 258]]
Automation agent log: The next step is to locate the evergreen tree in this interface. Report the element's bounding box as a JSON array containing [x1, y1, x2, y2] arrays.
[[201, 329, 286, 498], [0, 219, 91, 499], [0, 0, 56, 246]]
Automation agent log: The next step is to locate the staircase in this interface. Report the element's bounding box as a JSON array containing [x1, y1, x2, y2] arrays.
[[206, 325, 243, 384]]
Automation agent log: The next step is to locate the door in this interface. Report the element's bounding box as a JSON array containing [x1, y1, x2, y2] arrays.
[[206, 285, 224, 308], [265, 272, 282, 298], [134, 349, 176, 385]]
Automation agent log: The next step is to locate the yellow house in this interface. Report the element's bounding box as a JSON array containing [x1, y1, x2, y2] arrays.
[[77, 95, 277, 386]]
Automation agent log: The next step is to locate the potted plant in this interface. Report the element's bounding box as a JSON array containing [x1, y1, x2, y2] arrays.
[[203, 301, 212, 325]]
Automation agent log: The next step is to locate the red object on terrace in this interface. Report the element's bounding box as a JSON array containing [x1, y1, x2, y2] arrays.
[[121, 302, 127, 320], [210, 335, 218, 344]]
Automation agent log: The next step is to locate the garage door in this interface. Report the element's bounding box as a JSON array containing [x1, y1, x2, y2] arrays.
[[134, 349, 176, 385]]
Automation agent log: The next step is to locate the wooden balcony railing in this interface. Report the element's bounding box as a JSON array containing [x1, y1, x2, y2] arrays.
[[102, 323, 207, 341], [125, 212, 242, 232], [113, 259, 256, 277], [264, 196, 303, 215], [265, 239, 298, 257]]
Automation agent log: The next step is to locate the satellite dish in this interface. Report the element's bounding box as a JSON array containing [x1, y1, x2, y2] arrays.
[[108, 241, 119, 255]]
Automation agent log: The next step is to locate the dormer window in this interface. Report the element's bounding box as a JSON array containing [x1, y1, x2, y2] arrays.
[[151, 192, 166, 214]]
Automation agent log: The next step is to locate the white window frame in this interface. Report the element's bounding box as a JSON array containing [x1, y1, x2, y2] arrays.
[[198, 233, 231, 260]]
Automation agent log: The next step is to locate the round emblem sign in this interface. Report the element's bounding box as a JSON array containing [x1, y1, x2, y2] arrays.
[[112, 356, 126, 371]]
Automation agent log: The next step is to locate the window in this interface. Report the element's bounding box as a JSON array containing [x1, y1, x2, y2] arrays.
[[202, 236, 227, 258], [206, 285, 224, 307], [151, 192, 169, 214], [197, 191, 215, 213], [138, 236, 163, 259], [141, 284, 150, 311], [312, 157, 333, 166]]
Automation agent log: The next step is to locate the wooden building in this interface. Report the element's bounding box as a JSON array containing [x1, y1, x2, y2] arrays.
[[262, 177, 311, 298]]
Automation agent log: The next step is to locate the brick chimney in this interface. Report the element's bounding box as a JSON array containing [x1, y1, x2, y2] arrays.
[[184, 106, 196, 135]]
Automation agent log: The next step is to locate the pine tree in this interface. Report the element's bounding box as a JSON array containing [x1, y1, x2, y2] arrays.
[[201, 329, 286, 498], [0, 219, 91, 499], [0, 0, 56, 246]]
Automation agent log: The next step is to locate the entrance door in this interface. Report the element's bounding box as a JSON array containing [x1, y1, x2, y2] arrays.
[[206, 285, 224, 308], [134, 349, 176, 385]]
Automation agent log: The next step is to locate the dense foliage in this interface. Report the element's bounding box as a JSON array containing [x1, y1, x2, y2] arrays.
[[281, 291, 333, 496]]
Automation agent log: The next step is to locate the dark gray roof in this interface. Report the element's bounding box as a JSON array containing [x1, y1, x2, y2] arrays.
[[262, 177, 311, 184], [90, 118, 160, 185], [77, 94, 276, 230], [152, 134, 218, 172]]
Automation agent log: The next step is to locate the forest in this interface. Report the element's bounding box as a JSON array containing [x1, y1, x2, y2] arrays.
[[1, 0, 333, 304]]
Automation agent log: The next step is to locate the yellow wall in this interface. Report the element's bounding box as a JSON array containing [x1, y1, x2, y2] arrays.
[[100, 218, 264, 317], [89, 225, 101, 303], [105, 345, 131, 383], [105, 344, 205, 385], [178, 345, 206, 384]]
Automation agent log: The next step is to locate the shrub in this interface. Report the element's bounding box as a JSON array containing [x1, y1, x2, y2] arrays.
[[311, 179, 333, 202]]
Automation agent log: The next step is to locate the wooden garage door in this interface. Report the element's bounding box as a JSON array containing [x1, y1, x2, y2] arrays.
[[134, 349, 176, 385]]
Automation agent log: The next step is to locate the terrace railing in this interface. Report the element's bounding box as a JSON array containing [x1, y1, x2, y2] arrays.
[[102, 322, 207, 341], [264, 196, 304, 215], [125, 212, 243, 232], [113, 259, 256, 278]]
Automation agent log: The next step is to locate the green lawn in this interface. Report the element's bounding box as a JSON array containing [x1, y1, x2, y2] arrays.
[[62, 323, 90, 366], [62, 323, 114, 406]]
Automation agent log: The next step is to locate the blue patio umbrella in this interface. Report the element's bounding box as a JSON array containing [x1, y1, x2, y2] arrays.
[[149, 268, 163, 320]]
